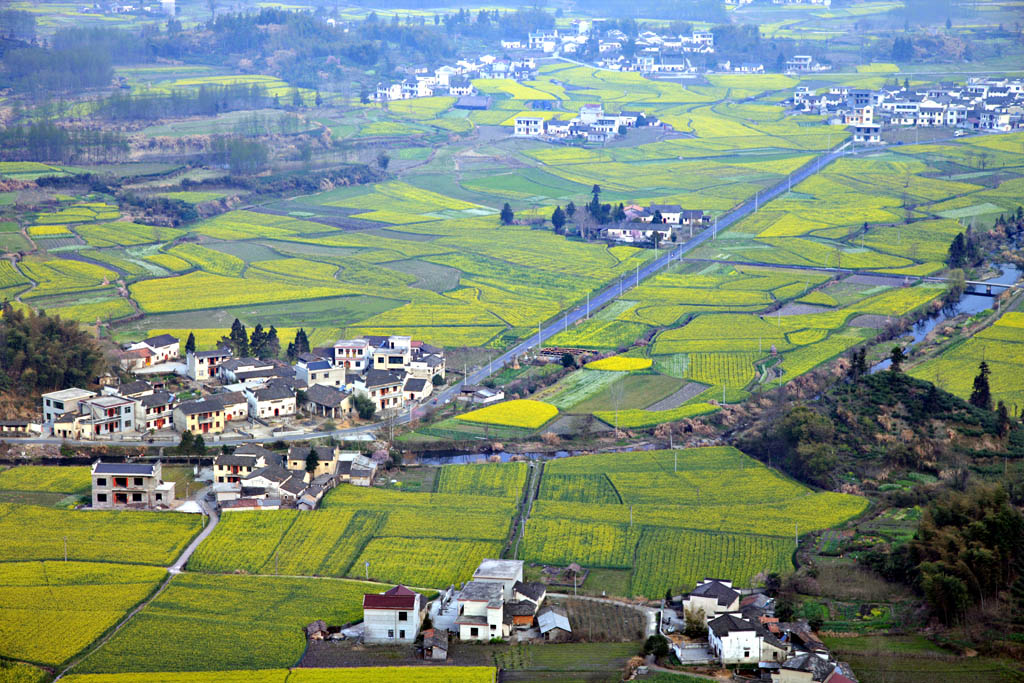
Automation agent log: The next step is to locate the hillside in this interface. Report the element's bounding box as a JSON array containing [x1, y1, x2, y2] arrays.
[[734, 371, 1024, 496]]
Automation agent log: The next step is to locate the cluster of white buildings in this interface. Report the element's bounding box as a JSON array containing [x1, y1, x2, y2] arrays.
[[374, 55, 537, 103], [513, 104, 654, 143], [793, 76, 1024, 143], [603, 204, 710, 244], [677, 578, 856, 682], [42, 332, 445, 441], [362, 558, 569, 649]]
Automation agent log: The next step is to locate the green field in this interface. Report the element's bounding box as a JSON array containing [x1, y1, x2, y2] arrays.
[[188, 485, 516, 588], [76, 573, 396, 673], [64, 668, 497, 682], [523, 448, 867, 596], [0, 561, 166, 667], [910, 310, 1024, 407], [0, 502, 202, 565]]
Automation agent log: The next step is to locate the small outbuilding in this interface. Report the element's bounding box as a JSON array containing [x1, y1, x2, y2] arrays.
[[537, 606, 572, 642], [305, 620, 329, 640], [422, 628, 448, 661]]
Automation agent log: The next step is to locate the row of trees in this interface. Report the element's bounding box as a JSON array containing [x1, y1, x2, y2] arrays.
[[214, 319, 282, 359], [0, 122, 127, 164], [0, 304, 105, 393]]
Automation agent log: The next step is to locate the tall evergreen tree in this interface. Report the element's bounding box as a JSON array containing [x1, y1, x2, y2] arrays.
[[225, 318, 249, 357], [551, 205, 566, 233], [185, 331, 196, 355], [947, 232, 966, 268], [264, 326, 281, 359], [969, 361, 992, 410], [293, 328, 310, 357], [997, 401, 1011, 436], [249, 323, 267, 358], [566, 201, 576, 218], [889, 346, 907, 373], [500, 203, 514, 225]]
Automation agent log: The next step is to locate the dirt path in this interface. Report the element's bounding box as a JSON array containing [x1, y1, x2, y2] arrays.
[[54, 489, 219, 680], [9, 257, 37, 302]]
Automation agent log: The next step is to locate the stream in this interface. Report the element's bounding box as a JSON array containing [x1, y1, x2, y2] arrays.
[[870, 263, 1021, 373]]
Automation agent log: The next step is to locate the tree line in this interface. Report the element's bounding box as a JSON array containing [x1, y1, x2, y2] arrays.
[[0, 304, 105, 393], [0, 122, 127, 164]]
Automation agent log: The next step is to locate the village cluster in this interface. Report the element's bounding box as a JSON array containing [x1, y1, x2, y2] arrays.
[[513, 103, 660, 143], [37, 332, 445, 441], [796, 76, 1024, 143], [304, 569, 858, 681]]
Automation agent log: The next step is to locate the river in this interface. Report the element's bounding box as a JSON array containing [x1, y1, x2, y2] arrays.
[[870, 263, 1021, 373]]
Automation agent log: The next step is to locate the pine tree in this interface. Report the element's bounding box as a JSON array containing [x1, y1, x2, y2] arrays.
[[551, 205, 566, 233], [970, 361, 992, 410], [185, 332, 196, 355], [889, 346, 906, 373], [264, 326, 281, 359], [227, 318, 249, 357], [566, 201, 576, 218], [947, 232, 966, 268], [997, 401, 1010, 436], [249, 323, 267, 358], [293, 328, 310, 357], [500, 203, 514, 225]]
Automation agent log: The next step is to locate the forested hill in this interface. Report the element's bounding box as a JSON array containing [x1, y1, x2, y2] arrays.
[[734, 371, 1024, 496]]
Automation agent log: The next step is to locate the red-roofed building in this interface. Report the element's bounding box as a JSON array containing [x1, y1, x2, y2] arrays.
[[363, 585, 424, 643]]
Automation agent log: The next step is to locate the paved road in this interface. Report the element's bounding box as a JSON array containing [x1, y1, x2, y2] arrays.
[[170, 489, 219, 573]]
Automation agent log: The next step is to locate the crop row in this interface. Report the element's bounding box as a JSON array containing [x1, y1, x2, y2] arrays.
[[457, 399, 558, 430], [0, 466, 91, 494], [435, 462, 528, 499], [64, 667, 497, 682], [593, 402, 718, 429]]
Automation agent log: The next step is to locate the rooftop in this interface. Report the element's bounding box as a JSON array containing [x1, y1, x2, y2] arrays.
[[460, 580, 504, 603], [93, 462, 156, 476], [43, 388, 96, 401], [141, 333, 178, 348], [473, 558, 524, 580], [363, 584, 419, 610]]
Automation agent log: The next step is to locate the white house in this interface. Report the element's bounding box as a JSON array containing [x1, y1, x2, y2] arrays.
[[455, 580, 509, 641], [471, 558, 523, 601], [708, 613, 789, 667], [245, 383, 296, 419], [514, 115, 545, 137], [363, 585, 424, 643], [41, 387, 97, 424], [187, 348, 232, 381], [294, 357, 347, 388], [124, 333, 179, 365], [682, 578, 741, 622]]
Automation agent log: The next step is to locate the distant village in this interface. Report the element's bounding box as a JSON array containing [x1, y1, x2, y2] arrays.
[[33, 332, 445, 445], [795, 76, 1024, 143]]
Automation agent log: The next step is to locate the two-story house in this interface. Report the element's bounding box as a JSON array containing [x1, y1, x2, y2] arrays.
[[174, 398, 225, 435], [456, 581, 510, 641], [303, 384, 352, 419], [187, 348, 233, 381], [41, 388, 97, 424], [124, 333, 179, 366], [139, 390, 176, 431], [329, 340, 373, 372], [682, 578, 741, 622], [91, 460, 175, 509], [363, 585, 425, 643], [294, 357, 347, 388], [355, 370, 405, 413], [471, 559, 524, 601], [53, 394, 138, 439], [213, 444, 281, 483]]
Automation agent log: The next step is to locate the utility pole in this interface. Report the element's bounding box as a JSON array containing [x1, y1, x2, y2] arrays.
[[636, 263, 639, 287], [674, 451, 677, 473], [365, 560, 370, 580], [795, 523, 799, 547], [538, 323, 542, 349], [629, 504, 633, 528]]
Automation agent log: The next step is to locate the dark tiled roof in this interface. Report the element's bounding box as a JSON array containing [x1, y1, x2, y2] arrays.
[[781, 653, 833, 680], [176, 399, 223, 415], [513, 580, 546, 602], [94, 462, 155, 475], [234, 443, 278, 458], [244, 465, 291, 483], [141, 333, 178, 348], [280, 476, 307, 495], [140, 390, 174, 408], [306, 384, 350, 407], [403, 378, 428, 393], [117, 380, 152, 396], [303, 360, 332, 371], [192, 349, 231, 358], [363, 369, 404, 389], [690, 580, 739, 607], [507, 600, 537, 616], [709, 613, 786, 650], [254, 384, 294, 401]]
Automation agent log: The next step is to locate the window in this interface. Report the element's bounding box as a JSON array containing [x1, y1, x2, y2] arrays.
[[96, 478, 107, 486], [398, 612, 407, 622], [96, 493, 107, 502], [399, 630, 405, 639], [132, 493, 142, 502], [155, 493, 163, 501], [134, 477, 143, 486], [470, 627, 479, 637], [743, 650, 750, 659], [387, 630, 394, 638]]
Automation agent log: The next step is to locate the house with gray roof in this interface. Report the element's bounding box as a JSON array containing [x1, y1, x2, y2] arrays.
[[91, 460, 175, 509]]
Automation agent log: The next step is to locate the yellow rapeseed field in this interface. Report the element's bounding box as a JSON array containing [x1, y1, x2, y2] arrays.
[[457, 399, 558, 429], [585, 356, 653, 372]]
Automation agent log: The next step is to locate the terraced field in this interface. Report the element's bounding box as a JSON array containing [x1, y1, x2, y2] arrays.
[[523, 448, 868, 596]]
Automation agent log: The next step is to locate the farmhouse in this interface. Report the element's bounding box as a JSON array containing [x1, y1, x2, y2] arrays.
[[355, 370, 406, 413], [53, 394, 138, 440], [91, 460, 175, 509], [187, 348, 233, 381], [363, 585, 425, 643], [458, 386, 505, 404], [139, 390, 176, 431], [245, 382, 296, 419], [174, 397, 225, 435], [514, 115, 546, 137], [303, 384, 353, 419], [456, 580, 509, 641], [472, 558, 524, 600], [123, 333, 179, 366], [214, 444, 281, 483], [708, 613, 789, 667], [682, 578, 741, 622], [422, 628, 448, 660]]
